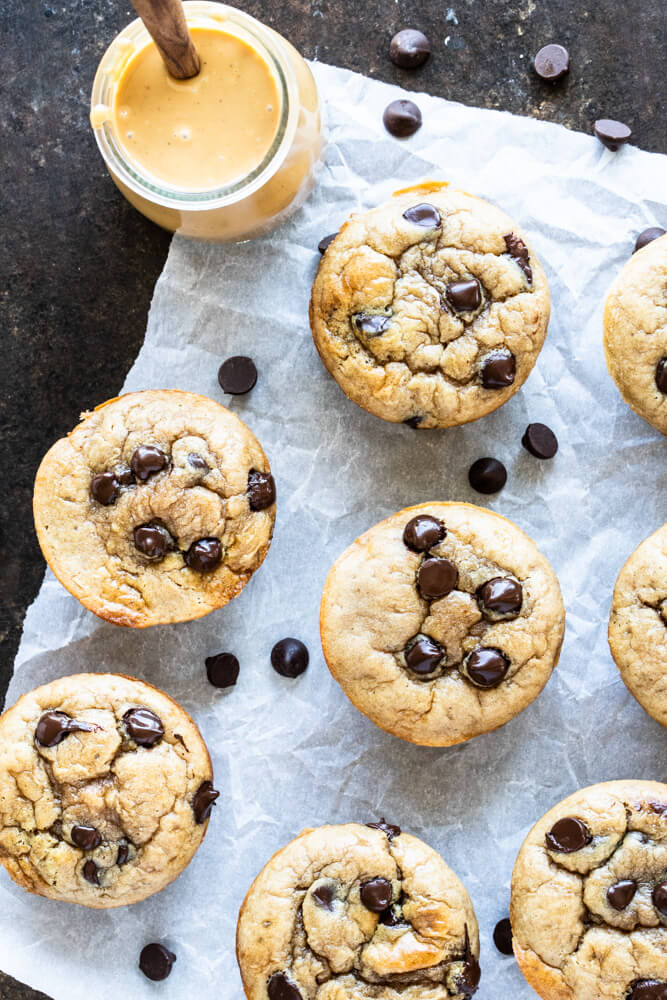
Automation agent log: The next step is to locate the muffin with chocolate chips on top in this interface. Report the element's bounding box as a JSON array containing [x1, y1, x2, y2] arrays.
[[33, 389, 276, 627], [0, 673, 219, 907], [309, 181, 550, 428], [236, 821, 480, 999], [320, 502, 565, 746]]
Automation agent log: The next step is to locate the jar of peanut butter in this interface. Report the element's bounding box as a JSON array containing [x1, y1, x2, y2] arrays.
[[90, 2, 325, 241]]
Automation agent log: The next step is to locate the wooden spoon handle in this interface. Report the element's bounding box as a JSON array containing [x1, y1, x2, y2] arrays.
[[130, 0, 200, 79]]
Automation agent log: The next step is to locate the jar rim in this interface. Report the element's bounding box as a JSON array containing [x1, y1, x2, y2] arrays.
[[90, 1, 300, 211]]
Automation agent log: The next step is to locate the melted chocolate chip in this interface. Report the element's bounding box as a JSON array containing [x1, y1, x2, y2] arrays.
[[403, 203, 441, 228], [403, 514, 446, 552], [354, 313, 391, 336], [649, 802, 667, 816], [594, 118, 632, 150], [71, 824, 102, 851], [188, 452, 209, 471], [35, 711, 96, 748], [389, 28, 431, 69], [628, 982, 667, 1000], [116, 468, 135, 487], [271, 638, 309, 678], [477, 577, 523, 619], [545, 816, 592, 853], [655, 358, 667, 394], [133, 523, 172, 560], [267, 973, 303, 1000], [116, 843, 130, 867], [493, 917, 513, 955], [607, 879, 637, 910], [248, 469, 276, 510], [635, 227, 666, 252], [318, 232, 338, 254], [481, 348, 516, 389], [184, 537, 222, 573], [504, 233, 532, 281], [90, 471, 119, 506], [522, 422, 559, 459], [458, 925, 481, 998], [534, 43, 569, 81], [383, 99, 422, 138], [462, 647, 510, 688], [205, 652, 240, 688], [403, 415, 423, 428], [468, 457, 507, 494], [366, 819, 401, 840], [360, 877, 393, 912], [139, 943, 176, 982], [380, 903, 402, 926], [445, 278, 482, 312], [311, 883, 335, 909], [130, 444, 168, 481], [652, 882, 667, 916], [123, 706, 164, 747], [218, 355, 258, 395], [405, 635, 445, 675], [82, 859, 100, 886], [418, 557, 458, 599], [192, 780, 220, 824]]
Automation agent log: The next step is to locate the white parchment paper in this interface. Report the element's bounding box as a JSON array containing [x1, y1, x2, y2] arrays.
[[3, 61, 667, 1000]]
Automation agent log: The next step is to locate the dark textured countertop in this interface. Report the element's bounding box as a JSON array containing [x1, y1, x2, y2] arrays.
[[0, 1, 664, 997]]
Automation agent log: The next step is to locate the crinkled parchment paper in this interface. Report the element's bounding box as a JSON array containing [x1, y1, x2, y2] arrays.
[[2, 61, 666, 1000]]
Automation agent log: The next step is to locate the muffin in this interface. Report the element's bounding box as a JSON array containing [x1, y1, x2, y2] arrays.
[[0, 673, 219, 907], [33, 389, 276, 627]]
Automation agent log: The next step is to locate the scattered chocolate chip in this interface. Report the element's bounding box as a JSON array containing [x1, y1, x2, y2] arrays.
[[418, 557, 458, 599], [116, 843, 130, 867], [366, 818, 401, 840], [267, 972, 303, 1000], [403, 514, 446, 552], [71, 824, 102, 851], [318, 233, 338, 254], [192, 780, 220, 824], [635, 227, 666, 253], [655, 358, 667, 394], [116, 468, 135, 487], [403, 203, 441, 228], [522, 422, 559, 459], [360, 877, 393, 912], [461, 647, 510, 688], [534, 43, 569, 81], [139, 943, 176, 982], [354, 313, 391, 337], [248, 469, 276, 510], [477, 578, 523, 619], [380, 904, 402, 926], [481, 348, 516, 389], [133, 523, 171, 560], [545, 816, 592, 853], [607, 879, 638, 910], [383, 99, 422, 138], [445, 278, 482, 312], [468, 457, 507, 494], [35, 711, 96, 748], [405, 635, 445, 675], [184, 537, 222, 572], [123, 706, 164, 747], [218, 355, 258, 395], [652, 882, 667, 916], [90, 471, 119, 506], [493, 917, 513, 955], [130, 444, 168, 481], [271, 638, 309, 678], [403, 415, 423, 428], [312, 883, 335, 909], [188, 452, 209, 471], [458, 925, 481, 998], [82, 859, 100, 886], [628, 982, 667, 1000], [389, 28, 431, 68], [594, 119, 632, 151], [504, 233, 532, 281], [205, 652, 240, 688]]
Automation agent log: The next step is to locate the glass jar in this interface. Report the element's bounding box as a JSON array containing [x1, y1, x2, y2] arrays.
[[90, 2, 325, 241]]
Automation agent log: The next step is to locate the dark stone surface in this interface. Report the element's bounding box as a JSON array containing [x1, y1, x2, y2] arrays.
[[0, 0, 664, 996]]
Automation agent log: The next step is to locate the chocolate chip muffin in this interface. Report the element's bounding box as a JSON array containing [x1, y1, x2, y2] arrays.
[[320, 502, 565, 746], [0, 673, 219, 907], [608, 523, 667, 728], [309, 182, 550, 428], [236, 821, 480, 999], [511, 780, 667, 1000], [603, 233, 667, 435], [33, 389, 276, 627]]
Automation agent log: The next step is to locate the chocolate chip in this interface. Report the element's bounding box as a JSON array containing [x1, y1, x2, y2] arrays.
[[628, 982, 667, 1000], [312, 883, 335, 909], [545, 816, 592, 853], [461, 647, 510, 688], [594, 119, 632, 150], [650, 802, 667, 816], [403, 203, 441, 228], [652, 882, 667, 916], [90, 471, 119, 506], [116, 843, 130, 866], [271, 638, 309, 678], [635, 227, 666, 253], [403, 514, 446, 552], [380, 904, 402, 926], [130, 444, 168, 481], [267, 973, 303, 1000], [389, 28, 431, 68], [218, 355, 258, 395], [318, 233, 338, 254], [35, 711, 96, 748], [71, 824, 102, 851], [504, 233, 532, 281], [418, 557, 458, 599], [477, 577, 523, 619], [133, 523, 171, 560], [607, 879, 637, 910], [82, 859, 100, 885], [404, 635, 445, 675], [360, 877, 393, 912], [468, 457, 507, 494], [354, 313, 391, 336], [188, 452, 209, 471], [403, 415, 423, 428], [383, 99, 422, 138], [139, 943, 176, 982], [534, 43, 569, 81], [248, 469, 276, 510], [192, 780, 219, 824], [522, 422, 559, 459], [458, 925, 481, 998], [493, 917, 513, 955], [481, 348, 516, 389], [655, 358, 667, 394], [205, 652, 240, 688], [184, 537, 222, 573], [367, 819, 401, 840], [123, 706, 164, 747], [445, 278, 482, 312], [116, 468, 135, 487]]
